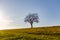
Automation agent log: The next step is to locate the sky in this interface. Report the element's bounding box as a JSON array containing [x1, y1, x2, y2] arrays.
[[0, 0, 60, 29]]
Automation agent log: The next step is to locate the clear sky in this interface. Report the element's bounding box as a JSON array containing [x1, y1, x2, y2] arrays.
[[0, 0, 60, 29]]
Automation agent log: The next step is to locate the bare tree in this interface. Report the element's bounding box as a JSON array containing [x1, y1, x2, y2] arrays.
[[24, 13, 39, 28]]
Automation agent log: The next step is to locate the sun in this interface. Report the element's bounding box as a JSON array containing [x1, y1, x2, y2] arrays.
[[0, 1, 13, 30], [0, 9, 11, 30]]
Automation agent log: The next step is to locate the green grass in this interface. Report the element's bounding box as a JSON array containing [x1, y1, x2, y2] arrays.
[[0, 26, 60, 40]]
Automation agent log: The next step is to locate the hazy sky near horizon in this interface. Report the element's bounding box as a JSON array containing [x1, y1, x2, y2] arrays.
[[0, 0, 60, 29]]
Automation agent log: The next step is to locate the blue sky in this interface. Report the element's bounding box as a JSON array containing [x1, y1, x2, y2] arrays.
[[0, 0, 60, 29]]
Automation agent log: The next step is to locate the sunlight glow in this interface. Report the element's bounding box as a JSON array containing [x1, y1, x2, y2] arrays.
[[0, 8, 12, 30]]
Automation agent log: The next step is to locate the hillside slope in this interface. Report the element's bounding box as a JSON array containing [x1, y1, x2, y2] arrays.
[[0, 26, 60, 40]]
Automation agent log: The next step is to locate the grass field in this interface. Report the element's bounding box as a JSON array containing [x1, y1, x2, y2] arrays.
[[0, 26, 60, 40]]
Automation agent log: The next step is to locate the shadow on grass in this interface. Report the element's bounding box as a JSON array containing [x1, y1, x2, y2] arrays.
[[1, 36, 43, 40]]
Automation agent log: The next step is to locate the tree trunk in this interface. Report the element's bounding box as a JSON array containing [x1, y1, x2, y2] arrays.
[[31, 23, 33, 28]]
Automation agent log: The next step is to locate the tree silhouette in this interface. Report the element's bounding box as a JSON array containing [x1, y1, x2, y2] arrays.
[[24, 13, 39, 28]]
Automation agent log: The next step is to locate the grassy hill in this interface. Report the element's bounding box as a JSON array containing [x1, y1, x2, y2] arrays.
[[0, 26, 60, 40]]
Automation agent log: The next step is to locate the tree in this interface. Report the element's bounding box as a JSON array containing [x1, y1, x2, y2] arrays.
[[24, 13, 39, 28]]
